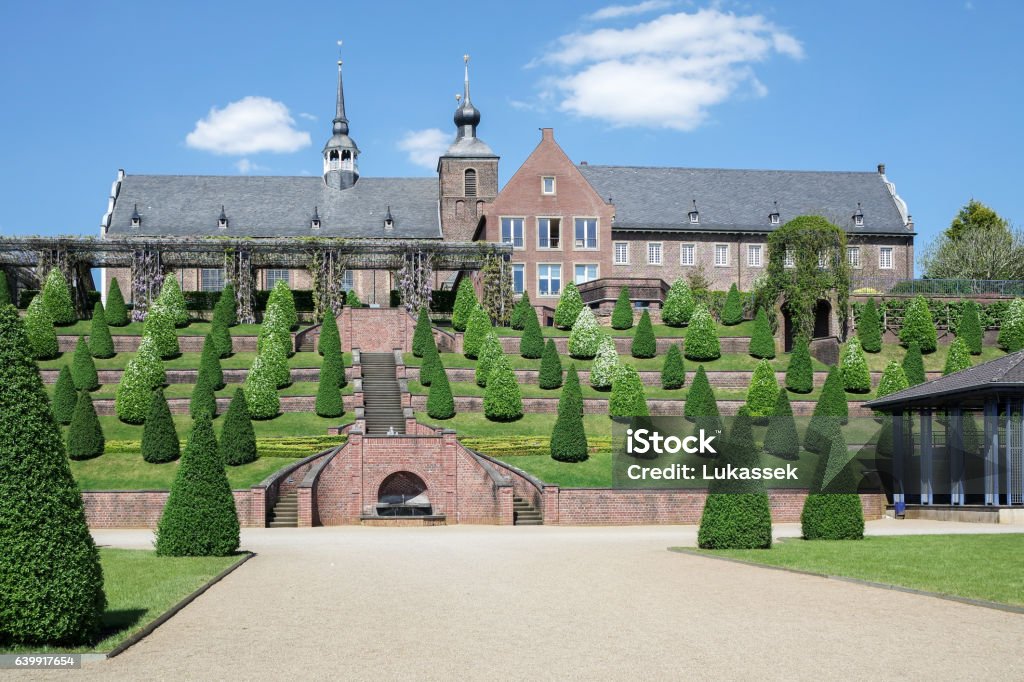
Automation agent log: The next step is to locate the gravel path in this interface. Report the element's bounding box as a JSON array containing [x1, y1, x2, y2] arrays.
[[22, 521, 1024, 680]]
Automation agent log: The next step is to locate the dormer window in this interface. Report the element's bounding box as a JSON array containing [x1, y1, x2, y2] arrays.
[[130, 204, 141, 228], [769, 201, 780, 225], [218, 206, 228, 230], [688, 199, 699, 224], [311, 206, 321, 230], [542, 176, 556, 195], [853, 203, 864, 227], [384, 206, 394, 230]]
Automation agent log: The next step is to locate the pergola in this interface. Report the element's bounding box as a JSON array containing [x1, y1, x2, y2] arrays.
[[865, 351, 1024, 508], [0, 236, 512, 323]]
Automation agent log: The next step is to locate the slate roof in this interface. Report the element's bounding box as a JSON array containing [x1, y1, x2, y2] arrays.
[[865, 350, 1024, 410], [105, 175, 441, 239], [577, 165, 912, 235]]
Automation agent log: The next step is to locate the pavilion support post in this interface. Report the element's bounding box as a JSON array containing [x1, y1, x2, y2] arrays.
[[227, 249, 255, 324], [984, 399, 999, 505], [948, 407, 965, 506], [892, 410, 905, 509], [920, 409, 933, 505], [129, 248, 162, 321]]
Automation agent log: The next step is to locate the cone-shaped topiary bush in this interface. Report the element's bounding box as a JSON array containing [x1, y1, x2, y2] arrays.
[[0, 305, 105, 646], [484, 356, 522, 421], [190, 373, 217, 420], [25, 296, 58, 360], [902, 340, 926, 386], [427, 354, 455, 419], [244, 355, 279, 419], [661, 343, 685, 390], [419, 341, 441, 387], [198, 334, 225, 390], [873, 360, 908, 418], [590, 335, 619, 391], [568, 307, 602, 359], [157, 275, 189, 328], [42, 268, 76, 326], [957, 300, 982, 355], [344, 289, 361, 308], [211, 315, 232, 359], [52, 365, 77, 425], [611, 287, 634, 330], [998, 298, 1024, 352], [463, 306, 492, 359], [943, 337, 972, 375], [631, 310, 656, 358], [135, 335, 166, 391], [261, 335, 291, 389], [88, 302, 115, 359], [216, 282, 238, 327], [106, 278, 129, 326], [697, 407, 772, 549], [71, 336, 99, 391], [67, 391, 104, 460], [684, 304, 720, 361], [745, 359, 779, 420], [721, 283, 743, 325], [451, 279, 477, 332], [684, 365, 717, 419], [221, 389, 258, 465], [155, 413, 239, 556], [115, 338, 166, 425], [610, 365, 648, 417], [859, 298, 882, 353], [509, 293, 532, 331], [539, 339, 563, 389], [840, 336, 871, 393], [0, 271, 9, 306], [142, 388, 180, 464], [412, 306, 432, 358], [801, 426, 864, 540], [804, 367, 847, 453], [318, 310, 340, 357], [764, 390, 798, 459], [554, 282, 584, 330], [899, 295, 937, 353], [748, 308, 776, 359], [662, 277, 695, 327], [143, 301, 180, 359], [267, 279, 298, 331], [315, 356, 344, 418], [519, 306, 544, 359], [551, 364, 588, 463], [785, 337, 813, 394], [475, 332, 503, 388], [257, 305, 291, 357]]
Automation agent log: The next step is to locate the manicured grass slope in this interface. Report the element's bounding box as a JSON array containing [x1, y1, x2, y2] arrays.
[[55, 320, 308, 337], [70, 451, 299, 490], [495, 320, 757, 338]]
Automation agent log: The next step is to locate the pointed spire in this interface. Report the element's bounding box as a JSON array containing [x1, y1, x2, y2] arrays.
[[333, 41, 349, 136], [463, 54, 472, 105]]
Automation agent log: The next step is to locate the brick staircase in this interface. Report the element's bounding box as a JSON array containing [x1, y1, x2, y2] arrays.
[[361, 352, 406, 435], [513, 496, 543, 525], [269, 491, 298, 528]]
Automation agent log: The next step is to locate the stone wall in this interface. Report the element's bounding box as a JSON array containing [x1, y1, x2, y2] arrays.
[[82, 490, 260, 528]]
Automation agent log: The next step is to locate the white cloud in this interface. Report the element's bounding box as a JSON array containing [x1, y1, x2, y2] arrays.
[[298, 112, 318, 121], [186, 96, 311, 155], [586, 0, 673, 21], [534, 8, 803, 130], [397, 128, 450, 169], [235, 158, 270, 174]]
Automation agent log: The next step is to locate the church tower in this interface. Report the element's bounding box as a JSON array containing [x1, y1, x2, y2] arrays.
[[323, 53, 359, 190], [438, 55, 498, 241]]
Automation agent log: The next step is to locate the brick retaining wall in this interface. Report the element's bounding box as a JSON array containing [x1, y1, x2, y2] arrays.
[[489, 335, 750, 356], [58, 334, 272, 353], [40, 367, 324, 385], [82, 490, 259, 528]]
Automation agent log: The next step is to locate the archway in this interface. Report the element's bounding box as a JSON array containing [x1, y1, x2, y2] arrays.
[[782, 304, 795, 352], [813, 299, 832, 338], [377, 471, 431, 517]]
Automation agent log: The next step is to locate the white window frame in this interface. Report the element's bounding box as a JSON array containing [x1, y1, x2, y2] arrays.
[[747, 244, 763, 268], [714, 244, 730, 267], [770, 213, 780, 226], [537, 217, 562, 250], [265, 268, 290, 289], [537, 263, 562, 298], [541, 176, 556, 195], [574, 263, 599, 285], [847, 246, 861, 269], [500, 216, 525, 250], [647, 242, 663, 266], [879, 246, 894, 270], [200, 268, 225, 292], [613, 242, 629, 265], [340, 270, 355, 292], [573, 217, 599, 250], [854, 214, 864, 227], [784, 247, 795, 268], [511, 264, 525, 295], [680, 243, 695, 266]]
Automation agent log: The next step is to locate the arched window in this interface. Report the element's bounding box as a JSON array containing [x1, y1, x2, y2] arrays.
[[464, 168, 477, 197]]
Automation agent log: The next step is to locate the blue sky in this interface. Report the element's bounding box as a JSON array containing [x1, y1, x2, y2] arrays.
[[1, 0, 1021, 272]]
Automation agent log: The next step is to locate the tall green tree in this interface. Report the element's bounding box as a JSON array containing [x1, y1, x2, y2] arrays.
[[474, 332, 503, 388], [858, 298, 882, 353], [67, 391, 104, 460], [318, 309, 341, 358], [943, 337, 972, 375], [143, 301, 180, 359], [25, 296, 58, 360], [745, 359, 779, 420], [840, 336, 871, 393], [721, 284, 744, 325], [539, 339, 563, 389], [684, 304, 720, 361], [764, 390, 799, 459], [51, 365, 78, 425], [115, 337, 165, 424], [550, 365, 588, 462], [463, 306, 492, 359], [661, 278, 695, 327], [267, 279, 298, 331], [412, 306, 433, 358], [484, 356, 522, 421], [922, 199, 1023, 280], [902, 341, 926, 387], [957, 300, 983, 355], [519, 305, 544, 359], [105, 278, 129, 327], [419, 339, 441, 388], [243, 355, 279, 419], [42, 268, 76, 326], [945, 198, 1010, 241], [451, 279, 477, 332], [157, 275, 189, 328], [221, 389, 259, 465], [661, 343, 685, 390], [785, 337, 813, 393], [88, 301, 115, 359], [315, 357, 344, 418], [142, 389, 180, 464], [427, 354, 455, 420], [216, 282, 238, 327], [899, 295, 937, 353], [610, 365, 648, 417], [748, 307, 776, 359], [554, 282, 584, 330], [611, 287, 634, 330], [509, 293, 532, 331], [631, 310, 656, 358], [190, 373, 217, 420], [198, 334, 225, 390], [804, 367, 847, 453], [71, 336, 99, 391]]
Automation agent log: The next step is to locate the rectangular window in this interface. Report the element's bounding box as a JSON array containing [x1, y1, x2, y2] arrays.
[[847, 246, 861, 268], [265, 269, 290, 289], [500, 217, 524, 249], [647, 242, 663, 265], [714, 244, 729, 267], [575, 264, 598, 285], [574, 218, 598, 249], [542, 176, 556, 195], [880, 246, 894, 269], [341, 270, 354, 292], [784, 248, 795, 268], [614, 242, 629, 265], [512, 264, 525, 295], [818, 251, 828, 269], [747, 244, 762, 268], [538, 217, 561, 249], [680, 244, 695, 266], [538, 264, 562, 297], [200, 268, 224, 292]]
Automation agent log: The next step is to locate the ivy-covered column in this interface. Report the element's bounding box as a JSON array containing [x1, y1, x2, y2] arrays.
[[226, 248, 256, 324], [310, 249, 347, 322], [396, 249, 433, 313], [129, 248, 162, 321]]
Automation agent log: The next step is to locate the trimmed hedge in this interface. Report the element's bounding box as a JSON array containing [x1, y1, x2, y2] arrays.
[[745, 359, 779, 420], [115, 338, 165, 424], [143, 302, 180, 359], [88, 302, 115, 359], [261, 335, 291, 389], [683, 304, 720, 361], [858, 297, 882, 353], [958, 300, 983, 355], [589, 335, 619, 391], [199, 334, 225, 390], [67, 391, 104, 460], [554, 282, 584, 330], [539, 339, 563, 389], [801, 427, 864, 540], [257, 305, 291, 357], [42, 269, 76, 326], [721, 283, 744, 325], [840, 336, 871, 393], [804, 367, 847, 454], [243, 356, 280, 419], [216, 282, 238, 327], [71, 336, 99, 391], [611, 287, 633, 330], [475, 332, 503, 388], [662, 277, 695, 327], [318, 311, 341, 358], [211, 315, 232, 359], [631, 310, 656, 358], [451, 279, 477, 332], [463, 306, 492, 359], [315, 355, 344, 418], [189, 374, 217, 420], [785, 337, 813, 394], [419, 341, 441, 388], [155, 413, 240, 557], [157, 275, 189, 328], [509, 293, 532, 331], [902, 340, 926, 386], [427, 355, 455, 419], [106, 279, 129, 326], [221, 389, 259, 465], [764, 390, 798, 459], [142, 389, 180, 464], [943, 337, 972, 375], [661, 343, 685, 390], [267, 280, 298, 331], [412, 306, 432, 358], [25, 296, 58, 360], [748, 308, 776, 359], [550, 365, 588, 463], [52, 365, 77, 425], [610, 365, 648, 417], [874, 360, 908, 414], [899, 295, 937, 353], [519, 306, 544, 359], [684, 365, 718, 420], [568, 307, 602, 359], [484, 356, 523, 421]]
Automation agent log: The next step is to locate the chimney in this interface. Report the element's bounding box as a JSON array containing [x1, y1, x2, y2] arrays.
[[540, 127, 554, 141], [877, 163, 886, 175], [906, 214, 914, 231], [580, 161, 588, 165]]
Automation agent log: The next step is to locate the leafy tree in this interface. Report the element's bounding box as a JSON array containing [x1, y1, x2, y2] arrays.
[[519, 306, 545, 359], [610, 365, 648, 417], [463, 306, 492, 359], [42, 268, 76, 326], [785, 337, 813, 393], [568, 307, 602, 359], [922, 201, 1023, 280], [748, 308, 776, 359], [662, 277, 695, 327], [25, 296, 58, 360], [221, 389, 258, 465], [198, 334, 225, 390], [51, 365, 77, 425], [661, 343, 685, 390], [946, 198, 1010, 241], [155, 413, 239, 557], [484, 356, 523, 421], [804, 367, 847, 453], [474, 331, 503, 388], [315, 355, 344, 418], [611, 287, 633, 330], [344, 288, 361, 308], [684, 304, 720, 361], [257, 305, 291, 357], [419, 340, 441, 387], [216, 282, 238, 327], [261, 334, 291, 389], [267, 279, 298, 331], [858, 297, 882, 353], [88, 301, 115, 359], [998, 298, 1024, 352], [721, 283, 744, 325], [426, 354, 455, 419], [143, 301, 180, 359], [899, 295, 937, 353], [0, 305, 105, 646], [0, 271, 9, 306], [190, 373, 217, 420], [958, 300, 983, 355], [157, 275, 189, 328], [70, 336, 99, 392], [412, 306, 433, 358], [67, 391, 104, 460], [840, 336, 871, 393], [509, 293, 532, 331], [801, 426, 864, 540], [764, 390, 798, 459], [243, 355, 279, 419], [142, 388, 180, 464], [589, 334, 619, 391], [318, 309, 341, 357], [554, 282, 584, 330], [943, 337, 972, 375], [902, 340, 926, 387], [451, 279, 477, 332], [105, 278, 129, 327], [539, 339, 563, 389], [631, 310, 656, 358], [745, 359, 779, 420], [551, 365, 588, 462]]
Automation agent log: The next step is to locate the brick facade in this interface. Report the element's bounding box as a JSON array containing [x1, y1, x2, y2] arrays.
[[82, 490, 259, 528], [438, 155, 498, 242]]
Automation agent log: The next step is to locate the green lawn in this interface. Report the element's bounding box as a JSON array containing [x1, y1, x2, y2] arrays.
[[408, 378, 762, 402], [706, 535, 1024, 607], [38, 351, 332, 371], [406, 351, 827, 373], [94, 411, 346, 441], [56, 320, 309, 337], [495, 320, 757, 339], [851, 342, 1004, 373], [48, 380, 340, 400], [0, 549, 244, 654], [71, 450, 301, 489]]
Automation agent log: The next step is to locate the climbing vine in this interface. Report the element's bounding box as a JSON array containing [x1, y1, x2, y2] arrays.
[[309, 250, 348, 322], [129, 249, 163, 321], [480, 255, 514, 326], [396, 249, 433, 313], [224, 248, 256, 324]]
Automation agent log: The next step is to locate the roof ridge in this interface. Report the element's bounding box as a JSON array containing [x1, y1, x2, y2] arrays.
[[577, 164, 880, 176]]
